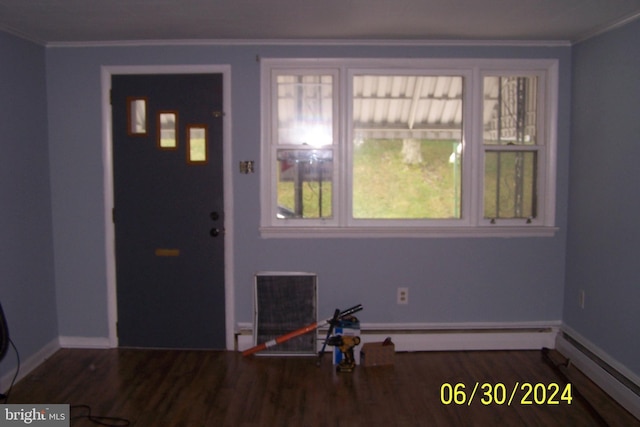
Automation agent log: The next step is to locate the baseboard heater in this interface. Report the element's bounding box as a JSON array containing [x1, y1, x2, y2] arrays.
[[238, 322, 559, 353], [556, 330, 640, 420], [560, 332, 640, 397]]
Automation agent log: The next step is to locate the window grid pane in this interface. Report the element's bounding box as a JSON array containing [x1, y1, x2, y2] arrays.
[[276, 75, 333, 146], [352, 75, 464, 219], [276, 149, 333, 219], [484, 151, 538, 219], [483, 76, 537, 146]]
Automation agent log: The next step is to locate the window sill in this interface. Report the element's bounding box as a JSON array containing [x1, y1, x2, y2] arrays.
[[259, 226, 559, 239]]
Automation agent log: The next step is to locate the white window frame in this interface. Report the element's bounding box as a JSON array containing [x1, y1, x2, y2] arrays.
[[260, 58, 559, 238], [262, 66, 342, 228]]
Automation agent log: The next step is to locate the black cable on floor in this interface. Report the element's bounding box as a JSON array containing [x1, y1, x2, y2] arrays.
[[541, 347, 609, 427], [1, 338, 20, 404], [1, 340, 128, 426], [70, 404, 130, 426]]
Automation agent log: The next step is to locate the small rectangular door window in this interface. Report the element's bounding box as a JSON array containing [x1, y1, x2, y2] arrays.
[[127, 97, 147, 135], [187, 124, 208, 164], [158, 112, 178, 149]]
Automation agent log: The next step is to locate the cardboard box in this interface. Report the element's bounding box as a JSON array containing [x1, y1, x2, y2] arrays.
[[360, 341, 395, 367]]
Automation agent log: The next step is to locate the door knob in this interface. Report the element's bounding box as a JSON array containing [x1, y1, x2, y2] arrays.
[[210, 211, 220, 221], [210, 228, 220, 237]]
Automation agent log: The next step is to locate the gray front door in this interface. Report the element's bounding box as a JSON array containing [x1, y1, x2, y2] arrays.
[[112, 73, 225, 349]]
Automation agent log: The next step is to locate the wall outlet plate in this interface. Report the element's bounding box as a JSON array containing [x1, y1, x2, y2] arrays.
[[397, 287, 409, 305]]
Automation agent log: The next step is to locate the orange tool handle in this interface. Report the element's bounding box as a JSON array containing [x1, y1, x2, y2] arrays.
[[242, 321, 321, 357]]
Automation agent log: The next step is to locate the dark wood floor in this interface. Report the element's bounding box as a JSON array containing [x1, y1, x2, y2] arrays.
[[5, 348, 639, 426]]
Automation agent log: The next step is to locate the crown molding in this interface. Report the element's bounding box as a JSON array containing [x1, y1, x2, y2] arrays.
[[0, 24, 46, 45], [573, 10, 640, 44], [4, 8, 639, 48], [44, 38, 572, 49], [7, 10, 639, 49]]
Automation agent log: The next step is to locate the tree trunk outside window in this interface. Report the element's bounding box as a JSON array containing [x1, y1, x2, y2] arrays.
[[401, 139, 423, 165]]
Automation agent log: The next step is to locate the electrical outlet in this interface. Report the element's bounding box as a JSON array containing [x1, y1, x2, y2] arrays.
[[578, 290, 585, 309], [397, 287, 409, 305]]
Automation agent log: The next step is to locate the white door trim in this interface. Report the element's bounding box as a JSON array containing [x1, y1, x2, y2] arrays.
[[101, 64, 235, 349]]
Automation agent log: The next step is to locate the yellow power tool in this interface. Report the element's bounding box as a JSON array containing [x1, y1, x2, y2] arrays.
[[327, 335, 361, 373]]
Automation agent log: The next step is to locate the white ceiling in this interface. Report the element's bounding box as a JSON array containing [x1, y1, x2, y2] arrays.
[[1, 0, 639, 45]]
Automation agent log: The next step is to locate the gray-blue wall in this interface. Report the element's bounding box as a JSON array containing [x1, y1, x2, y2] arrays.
[[0, 31, 57, 377], [2, 34, 584, 378], [43, 43, 571, 335], [565, 19, 640, 376]]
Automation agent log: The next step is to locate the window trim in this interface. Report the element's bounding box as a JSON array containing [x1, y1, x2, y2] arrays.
[[260, 58, 559, 238], [477, 67, 557, 229], [345, 67, 475, 229], [263, 67, 342, 228]]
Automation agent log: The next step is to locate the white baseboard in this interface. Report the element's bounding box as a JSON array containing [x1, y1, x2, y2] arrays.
[[58, 336, 111, 349], [556, 326, 640, 420], [235, 321, 560, 352], [1, 335, 118, 394], [1, 338, 60, 394]]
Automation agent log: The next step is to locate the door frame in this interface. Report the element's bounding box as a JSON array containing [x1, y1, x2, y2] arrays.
[[101, 64, 235, 349]]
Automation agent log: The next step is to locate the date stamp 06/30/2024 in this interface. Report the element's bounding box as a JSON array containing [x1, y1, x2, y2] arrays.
[[440, 382, 573, 406]]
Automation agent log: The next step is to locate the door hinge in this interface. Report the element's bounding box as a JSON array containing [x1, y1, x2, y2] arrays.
[[112, 208, 116, 223]]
